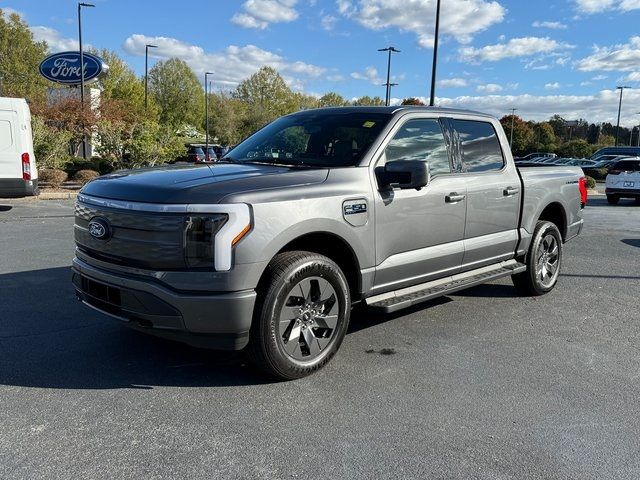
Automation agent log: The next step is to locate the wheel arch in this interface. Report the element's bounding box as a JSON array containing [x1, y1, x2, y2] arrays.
[[537, 202, 568, 240]]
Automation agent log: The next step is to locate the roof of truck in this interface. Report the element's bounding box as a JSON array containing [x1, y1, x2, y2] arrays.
[[290, 105, 494, 119]]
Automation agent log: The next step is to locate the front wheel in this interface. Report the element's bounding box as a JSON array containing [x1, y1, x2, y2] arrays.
[[512, 221, 563, 296], [249, 251, 351, 380]]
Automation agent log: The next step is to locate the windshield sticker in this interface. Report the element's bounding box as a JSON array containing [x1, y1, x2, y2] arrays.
[[362, 121, 376, 128]]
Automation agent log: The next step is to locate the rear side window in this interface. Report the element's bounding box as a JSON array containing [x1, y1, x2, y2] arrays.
[[613, 160, 640, 171], [451, 119, 505, 173], [384, 119, 451, 176], [0, 120, 13, 151]]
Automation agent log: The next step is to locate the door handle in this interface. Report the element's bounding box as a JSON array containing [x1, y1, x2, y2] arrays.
[[445, 192, 466, 203], [503, 186, 519, 196]]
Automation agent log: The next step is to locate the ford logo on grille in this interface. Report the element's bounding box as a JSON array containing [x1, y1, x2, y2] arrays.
[[88, 217, 111, 240]]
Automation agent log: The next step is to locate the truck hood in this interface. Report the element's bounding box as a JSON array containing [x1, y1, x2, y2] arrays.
[[80, 163, 329, 204]]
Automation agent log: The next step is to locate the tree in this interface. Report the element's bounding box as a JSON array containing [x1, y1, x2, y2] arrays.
[[557, 139, 595, 159], [401, 97, 425, 105], [317, 92, 348, 107], [531, 122, 557, 153], [148, 58, 203, 127], [499, 115, 533, 155], [31, 116, 73, 169], [93, 48, 152, 122], [352, 96, 385, 106], [234, 67, 296, 135], [207, 91, 248, 145], [0, 9, 48, 103]]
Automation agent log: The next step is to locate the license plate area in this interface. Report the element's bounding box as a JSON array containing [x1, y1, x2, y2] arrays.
[[623, 181, 635, 187]]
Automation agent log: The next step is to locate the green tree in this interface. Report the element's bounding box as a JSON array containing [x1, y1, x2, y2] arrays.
[[352, 96, 385, 106], [31, 115, 73, 169], [207, 91, 248, 145], [401, 97, 425, 105], [557, 139, 596, 158], [94, 48, 152, 122], [531, 122, 557, 153], [318, 92, 348, 107], [499, 115, 534, 155], [148, 58, 203, 127], [0, 9, 48, 103]]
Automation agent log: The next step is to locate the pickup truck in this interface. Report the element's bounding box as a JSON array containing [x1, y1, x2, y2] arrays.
[[72, 106, 587, 379]]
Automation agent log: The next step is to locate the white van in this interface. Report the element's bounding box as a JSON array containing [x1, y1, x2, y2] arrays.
[[0, 97, 38, 197]]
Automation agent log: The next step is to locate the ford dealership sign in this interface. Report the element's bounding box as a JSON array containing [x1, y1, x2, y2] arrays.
[[39, 51, 108, 85]]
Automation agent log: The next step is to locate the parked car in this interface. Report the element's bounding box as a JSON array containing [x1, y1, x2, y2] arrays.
[[0, 97, 38, 197], [605, 159, 640, 204], [72, 106, 586, 379], [569, 159, 598, 168], [591, 146, 640, 160]]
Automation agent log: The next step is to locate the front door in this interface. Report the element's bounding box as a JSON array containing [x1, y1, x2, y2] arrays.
[[372, 116, 467, 294]]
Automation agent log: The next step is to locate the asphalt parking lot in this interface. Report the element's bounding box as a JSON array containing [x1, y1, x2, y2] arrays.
[[1, 197, 639, 479]]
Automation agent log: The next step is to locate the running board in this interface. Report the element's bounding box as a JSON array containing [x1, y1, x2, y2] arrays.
[[365, 260, 526, 313]]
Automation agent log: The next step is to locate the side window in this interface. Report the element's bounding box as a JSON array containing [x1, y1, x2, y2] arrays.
[[384, 119, 451, 176], [451, 119, 505, 172]]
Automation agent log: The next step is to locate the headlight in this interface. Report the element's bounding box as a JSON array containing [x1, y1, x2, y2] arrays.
[[184, 214, 228, 268]]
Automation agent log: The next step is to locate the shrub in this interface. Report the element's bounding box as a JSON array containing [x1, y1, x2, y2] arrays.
[[73, 169, 100, 185], [38, 168, 68, 188], [584, 167, 608, 181], [585, 176, 597, 189]]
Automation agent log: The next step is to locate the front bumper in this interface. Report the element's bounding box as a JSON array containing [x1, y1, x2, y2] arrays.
[[605, 187, 640, 197], [72, 257, 256, 350]]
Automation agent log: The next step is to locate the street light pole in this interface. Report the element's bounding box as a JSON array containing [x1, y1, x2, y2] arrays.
[[636, 113, 640, 147], [509, 108, 518, 148], [429, 0, 442, 107], [78, 2, 94, 160], [378, 47, 400, 106], [144, 44, 157, 110], [615, 86, 630, 146], [204, 72, 214, 161]]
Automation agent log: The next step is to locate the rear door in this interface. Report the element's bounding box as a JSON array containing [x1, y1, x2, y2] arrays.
[[449, 118, 521, 271], [0, 108, 19, 179], [372, 115, 467, 294]]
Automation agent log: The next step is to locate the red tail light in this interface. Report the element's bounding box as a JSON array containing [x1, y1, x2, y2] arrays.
[[578, 177, 587, 207], [21, 153, 31, 181]]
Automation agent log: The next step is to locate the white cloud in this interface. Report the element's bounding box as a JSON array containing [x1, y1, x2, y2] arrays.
[[622, 72, 640, 83], [122, 34, 325, 89], [576, 36, 640, 72], [532, 20, 567, 29], [231, 0, 299, 29], [575, 0, 640, 13], [439, 77, 468, 87], [350, 66, 382, 84], [326, 74, 345, 82], [321, 14, 338, 30], [592, 74, 608, 80], [460, 37, 573, 63], [477, 83, 503, 93], [390, 88, 640, 126], [545, 82, 561, 89], [337, 0, 505, 47], [30, 26, 80, 52]]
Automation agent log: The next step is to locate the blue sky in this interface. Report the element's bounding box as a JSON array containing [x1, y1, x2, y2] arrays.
[[4, 0, 640, 125]]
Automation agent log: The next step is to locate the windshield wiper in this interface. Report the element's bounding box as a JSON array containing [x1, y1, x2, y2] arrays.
[[218, 156, 237, 163]]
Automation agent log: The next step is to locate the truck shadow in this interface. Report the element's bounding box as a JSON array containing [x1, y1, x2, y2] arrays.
[[0, 267, 274, 390]]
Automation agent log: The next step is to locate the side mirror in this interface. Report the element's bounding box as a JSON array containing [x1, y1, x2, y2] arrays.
[[376, 160, 430, 190]]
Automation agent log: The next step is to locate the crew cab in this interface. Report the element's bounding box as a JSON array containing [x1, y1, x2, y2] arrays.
[[72, 107, 586, 379]]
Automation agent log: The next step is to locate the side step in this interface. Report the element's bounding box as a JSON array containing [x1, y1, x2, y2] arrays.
[[365, 260, 526, 313]]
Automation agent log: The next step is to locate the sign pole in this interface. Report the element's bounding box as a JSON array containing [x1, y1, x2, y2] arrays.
[[77, 3, 94, 160]]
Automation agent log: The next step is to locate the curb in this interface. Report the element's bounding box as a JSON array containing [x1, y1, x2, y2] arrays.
[[38, 191, 79, 200]]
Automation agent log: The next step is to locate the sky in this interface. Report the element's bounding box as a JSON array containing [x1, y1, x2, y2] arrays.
[[3, 0, 640, 126]]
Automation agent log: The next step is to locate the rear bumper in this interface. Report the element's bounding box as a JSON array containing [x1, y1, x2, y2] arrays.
[[0, 178, 38, 197], [605, 187, 640, 197], [72, 257, 256, 350]]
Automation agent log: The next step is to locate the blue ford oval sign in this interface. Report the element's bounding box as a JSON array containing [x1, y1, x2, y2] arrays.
[[39, 51, 107, 85]]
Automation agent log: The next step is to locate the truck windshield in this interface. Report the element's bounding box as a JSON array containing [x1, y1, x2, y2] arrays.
[[224, 111, 391, 167]]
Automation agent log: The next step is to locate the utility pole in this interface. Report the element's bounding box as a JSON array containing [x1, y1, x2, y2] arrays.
[[378, 47, 400, 106], [636, 113, 640, 147], [204, 72, 214, 161], [145, 44, 157, 110], [429, 0, 442, 107], [78, 2, 95, 160], [509, 108, 518, 148], [615, 86, 630, 146]]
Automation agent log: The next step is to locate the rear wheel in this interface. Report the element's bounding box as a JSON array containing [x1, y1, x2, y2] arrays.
[[249, 251, 350, 380], [512, 221, 563, 296], [607, 194, 620, 205]]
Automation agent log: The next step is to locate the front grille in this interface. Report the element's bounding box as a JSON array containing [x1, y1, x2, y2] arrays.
[[75, 200, 186, 269]]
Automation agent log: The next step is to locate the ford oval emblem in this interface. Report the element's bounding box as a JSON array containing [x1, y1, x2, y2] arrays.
[[88, 217, 111, 240], [38, 51, 108, 85]]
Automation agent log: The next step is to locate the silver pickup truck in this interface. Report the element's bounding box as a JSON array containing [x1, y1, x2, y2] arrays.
[[72, 106, 587, 379]]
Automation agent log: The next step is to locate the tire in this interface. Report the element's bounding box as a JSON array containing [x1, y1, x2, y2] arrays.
[[249, 251, 351, 380], [634, 197, 640, 206], [607, 194, 619, 205], [512, 221, 563, 296]]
